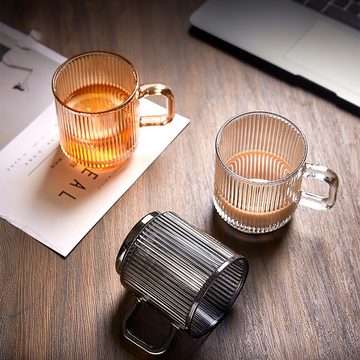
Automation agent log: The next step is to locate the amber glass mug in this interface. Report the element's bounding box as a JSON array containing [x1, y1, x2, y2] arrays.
[[52, 51, 175, 169], [214, 111, 339, 234]]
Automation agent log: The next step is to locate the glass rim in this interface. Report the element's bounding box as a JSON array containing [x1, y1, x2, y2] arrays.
[[215, 111, 308, 185], [188, 255, 248, 337], [51, 50, 139, 115]]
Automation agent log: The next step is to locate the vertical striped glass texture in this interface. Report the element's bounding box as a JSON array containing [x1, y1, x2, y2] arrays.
[[52, 51, 139, 169], [214, 112, 307, 233], [116, 211, 248, 342]]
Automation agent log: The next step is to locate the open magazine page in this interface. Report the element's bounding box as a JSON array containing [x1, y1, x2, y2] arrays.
[[0, 22, 190, 257]]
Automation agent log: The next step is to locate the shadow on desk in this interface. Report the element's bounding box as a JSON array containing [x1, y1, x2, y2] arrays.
[[210, 209, 289, 260]]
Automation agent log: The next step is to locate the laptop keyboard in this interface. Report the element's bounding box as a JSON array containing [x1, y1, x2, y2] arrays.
[[294, 0, 360, 30]]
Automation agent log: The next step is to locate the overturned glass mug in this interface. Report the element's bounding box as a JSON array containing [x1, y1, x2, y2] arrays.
[[116, 211, 249, 355]]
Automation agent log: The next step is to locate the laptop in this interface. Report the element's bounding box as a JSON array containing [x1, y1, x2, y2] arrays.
[[190, 0, 360, 108]]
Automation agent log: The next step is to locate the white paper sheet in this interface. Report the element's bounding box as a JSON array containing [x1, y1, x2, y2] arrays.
[[0, 22, 190, 256]]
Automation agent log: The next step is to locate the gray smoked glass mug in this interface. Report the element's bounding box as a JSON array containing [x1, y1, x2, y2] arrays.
[[116, 211, 249, 355]]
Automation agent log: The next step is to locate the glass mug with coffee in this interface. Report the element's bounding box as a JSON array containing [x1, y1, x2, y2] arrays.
[[52, 51, 175, 169], [214, 111, 339, 233]]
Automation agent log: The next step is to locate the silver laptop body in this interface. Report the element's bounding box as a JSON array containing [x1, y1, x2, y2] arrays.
[[190, 0, 360, 108]]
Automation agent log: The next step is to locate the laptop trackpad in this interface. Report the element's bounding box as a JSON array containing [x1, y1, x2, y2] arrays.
[[285, 20, 360, 95]]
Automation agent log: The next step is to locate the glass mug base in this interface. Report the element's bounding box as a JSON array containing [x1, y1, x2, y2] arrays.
[[213, 196, 293, 234], [59, 140, 135, 169]]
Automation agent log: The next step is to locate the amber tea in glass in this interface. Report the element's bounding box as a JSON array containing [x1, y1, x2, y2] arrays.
[[52, 51, 175, 169]]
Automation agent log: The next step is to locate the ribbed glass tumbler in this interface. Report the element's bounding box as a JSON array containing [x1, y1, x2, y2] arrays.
[[214, 111, 338, 233], [52, 51, 175, 169], [116, 211, 249, 355]]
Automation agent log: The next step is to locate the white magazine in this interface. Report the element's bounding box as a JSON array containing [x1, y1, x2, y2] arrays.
[[0, 22, 190, 257]]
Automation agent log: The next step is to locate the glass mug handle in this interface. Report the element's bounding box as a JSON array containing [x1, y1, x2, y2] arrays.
[[122, 299, 178, 356], [138, 83, 175, 126], [299, 163, 339, 210]]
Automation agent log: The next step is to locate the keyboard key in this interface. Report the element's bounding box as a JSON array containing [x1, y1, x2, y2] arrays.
[[324, 5, 360, 30], [307, 0, 328, 11], [333, 0, 349, 8], [347, 3, 360, 14]]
